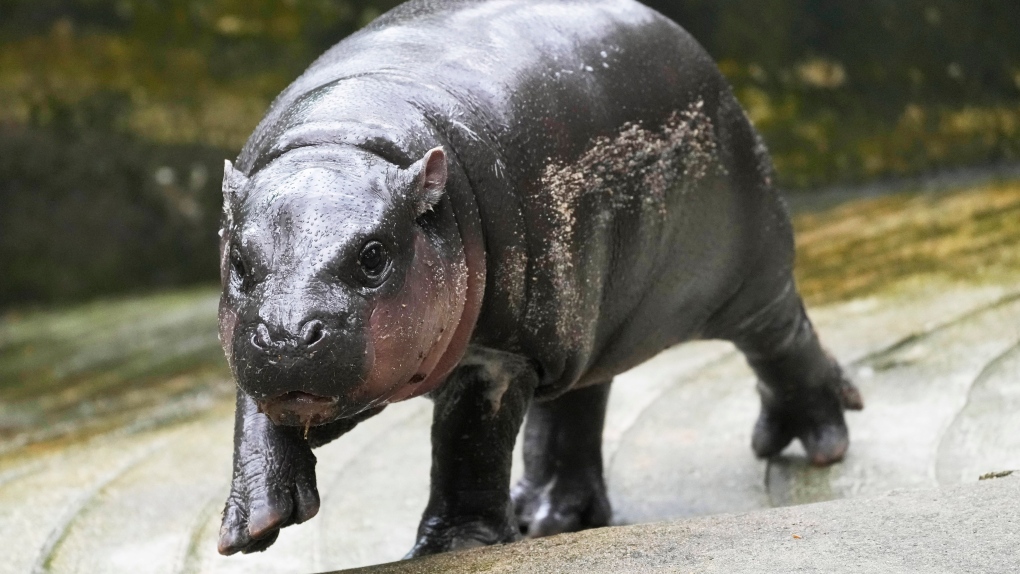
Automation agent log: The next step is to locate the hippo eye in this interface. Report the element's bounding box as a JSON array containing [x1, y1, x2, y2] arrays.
[[358, 240, 389, 281], [230, 247, 253, 291]]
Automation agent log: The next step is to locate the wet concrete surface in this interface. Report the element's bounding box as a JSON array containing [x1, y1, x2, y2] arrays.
[[1, 181, 1019, 573], [339, 474, 1020, 574]]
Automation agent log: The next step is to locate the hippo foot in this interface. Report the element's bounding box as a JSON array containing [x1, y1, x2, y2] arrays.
[[511, 471, 612, 537], [405, 514, 520, 558], [752, 379, 863, 467], [218, 442, 320, 555]]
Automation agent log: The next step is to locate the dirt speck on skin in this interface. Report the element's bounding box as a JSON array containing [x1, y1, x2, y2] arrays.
[[530, 101, 722, 346], [493, 243, 528, 319], [546, 100, 721, 215]]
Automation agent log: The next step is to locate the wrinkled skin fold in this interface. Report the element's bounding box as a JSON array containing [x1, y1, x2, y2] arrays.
[[216, 0, 863, 558]]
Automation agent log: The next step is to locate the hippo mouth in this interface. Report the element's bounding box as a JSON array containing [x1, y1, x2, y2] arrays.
[[258, 391, 341, 427]]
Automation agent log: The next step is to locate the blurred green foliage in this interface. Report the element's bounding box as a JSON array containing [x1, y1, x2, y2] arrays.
[[649, 0, 1020, 187], [0, 0, 401, 147], [0, 125, 224, 303], [0, 0, 400, 307], [0, 0, 1018, 307]]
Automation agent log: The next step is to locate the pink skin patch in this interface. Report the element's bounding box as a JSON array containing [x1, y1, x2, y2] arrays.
[[218, 303, 238, 363], [360, 232, 469, 406], [217, 236, 239, 365]]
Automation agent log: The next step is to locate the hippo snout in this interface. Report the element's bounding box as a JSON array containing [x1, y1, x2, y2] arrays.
[[229, 307, 370, 407], [259, 391, 341, 427], [250, 319, 327, 354]]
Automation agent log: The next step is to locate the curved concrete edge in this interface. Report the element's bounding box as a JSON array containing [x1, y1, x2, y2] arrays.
[[333, 473, 1019, 574]]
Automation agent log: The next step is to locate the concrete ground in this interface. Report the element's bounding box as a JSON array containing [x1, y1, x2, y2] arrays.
[[341, 473, 1020, 574], [1, 180, 1019, 573]]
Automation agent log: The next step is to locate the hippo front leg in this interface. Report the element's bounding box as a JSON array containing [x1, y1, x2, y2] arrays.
[[218, 390, 319, 554], [407, 353, 538, 557], [219, 390, 382, 554]]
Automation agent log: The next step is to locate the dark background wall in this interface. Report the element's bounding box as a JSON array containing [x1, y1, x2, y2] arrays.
[[1, 0, 1018, 307]]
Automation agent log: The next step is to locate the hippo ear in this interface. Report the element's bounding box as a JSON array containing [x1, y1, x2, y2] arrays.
[[408, 147, 448, 216], [220, 160, 246, 235], [222, 160, 246, 207]]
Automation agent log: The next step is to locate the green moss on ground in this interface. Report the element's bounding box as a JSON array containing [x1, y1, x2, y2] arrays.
[[794, 179, 1020, 305], [0, 287, 231, 450]]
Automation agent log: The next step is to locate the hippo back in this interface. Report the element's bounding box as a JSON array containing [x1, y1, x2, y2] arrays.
[[235, 0, 787, 396]]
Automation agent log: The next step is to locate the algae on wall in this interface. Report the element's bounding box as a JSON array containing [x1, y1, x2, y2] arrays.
[[1, 0, 1018, 307], [647, 0, 1020, 188]]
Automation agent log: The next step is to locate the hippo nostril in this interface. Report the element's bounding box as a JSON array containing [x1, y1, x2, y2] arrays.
[[300, 320, 325, 347], [251, 323, 274, 351]]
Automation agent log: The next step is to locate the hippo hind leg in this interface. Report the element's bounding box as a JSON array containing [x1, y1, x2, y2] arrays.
[[512, 380, 612, 537], [721, 280, 863, 466]]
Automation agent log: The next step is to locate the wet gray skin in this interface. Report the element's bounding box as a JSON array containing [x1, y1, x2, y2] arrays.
[[216, 0, 862, 559], [220, 145, 464, 425]]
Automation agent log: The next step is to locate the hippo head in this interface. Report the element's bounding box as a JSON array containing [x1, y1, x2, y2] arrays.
[[217, 145, 470, 427]]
